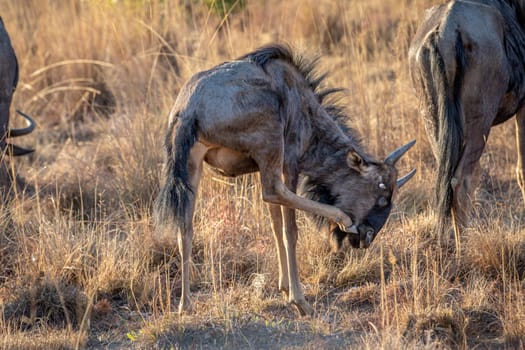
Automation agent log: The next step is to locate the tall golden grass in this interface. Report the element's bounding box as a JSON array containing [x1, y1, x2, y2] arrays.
[[0, 0, 524, 348]]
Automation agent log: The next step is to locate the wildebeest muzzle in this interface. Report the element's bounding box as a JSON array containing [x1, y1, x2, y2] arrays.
[[331, 203, 392, 250]]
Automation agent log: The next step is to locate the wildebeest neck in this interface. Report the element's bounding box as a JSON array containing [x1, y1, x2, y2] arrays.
[[298, 141, 363, 227], [299, 139, 355, 178]]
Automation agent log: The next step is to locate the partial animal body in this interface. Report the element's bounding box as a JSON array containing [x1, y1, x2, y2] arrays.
[[0, 17, 35, 157], [409, 0, 525, 234], [155, 44, 415, 316], [0, 17, 36, 197]]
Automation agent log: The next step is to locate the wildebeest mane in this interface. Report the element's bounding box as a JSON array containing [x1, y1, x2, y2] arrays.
[[497, 0, 525, 100], [502, 0, 525, 25], [239, 44, 357, 138]]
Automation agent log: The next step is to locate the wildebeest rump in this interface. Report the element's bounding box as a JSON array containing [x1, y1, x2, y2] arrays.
[[155, 44, 416, 316], [0, 17, 36, 158], [409, 0, 525, 234]]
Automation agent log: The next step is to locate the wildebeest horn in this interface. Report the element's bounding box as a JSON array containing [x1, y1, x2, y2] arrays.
[[384, 139, 416, 165], [397, 168, 416, 188], [8, 109, 36, 137], [7, 143, 34, 156], [5, 110, 36, 156]]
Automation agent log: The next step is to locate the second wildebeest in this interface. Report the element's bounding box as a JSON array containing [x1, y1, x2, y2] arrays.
[[409, 0, 525, 235], [0, 17, 36, 196], [0, 17, 36, 157], [155, 44, 416, 316]]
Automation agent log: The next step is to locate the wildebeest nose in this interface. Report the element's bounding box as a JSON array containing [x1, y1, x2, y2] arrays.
[[366, 229, 374, 243], [358, 228, 374, 248]]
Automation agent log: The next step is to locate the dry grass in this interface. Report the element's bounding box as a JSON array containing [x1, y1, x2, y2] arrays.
[[0, 0, 524, 348]]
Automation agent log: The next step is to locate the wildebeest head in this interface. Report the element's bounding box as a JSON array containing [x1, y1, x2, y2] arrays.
[[301, 140, 416, 250]]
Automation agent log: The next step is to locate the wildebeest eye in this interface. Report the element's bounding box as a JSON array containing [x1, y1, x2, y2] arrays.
[[377, 196, 389, 207]]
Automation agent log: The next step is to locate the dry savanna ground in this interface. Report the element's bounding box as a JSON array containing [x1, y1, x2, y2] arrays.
[[0, 0, 524, 349]]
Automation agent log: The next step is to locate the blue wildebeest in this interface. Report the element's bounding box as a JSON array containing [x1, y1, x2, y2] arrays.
[[409, 0, 525, 235], [155, 44, 416, 316], [0, 17, 36, 158]]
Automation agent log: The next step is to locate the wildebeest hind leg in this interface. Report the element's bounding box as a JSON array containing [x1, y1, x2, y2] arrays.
[[268, 204, 289, 296], [178, 143, 206, 314], [515, 108, 525, 204], [451, 127, 489, 231]]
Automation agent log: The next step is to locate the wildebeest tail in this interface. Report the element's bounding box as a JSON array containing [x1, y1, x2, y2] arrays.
[[425, 31, 465, 233], [154, 114, 199, 229]]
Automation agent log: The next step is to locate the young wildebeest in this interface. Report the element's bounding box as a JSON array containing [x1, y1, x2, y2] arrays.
[[0, 17, 36, 157], [155, 44, 416, 316], [409, 0, 525, 235]]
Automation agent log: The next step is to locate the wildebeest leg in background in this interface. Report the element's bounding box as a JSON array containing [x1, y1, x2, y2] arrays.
[[282, 205, 313, 316], [451, 121, 490, 233], [177, 143, 206, 314], [450, 48, 505, 237], [268, 204, 289, 295], [515, 108, 525, 203]]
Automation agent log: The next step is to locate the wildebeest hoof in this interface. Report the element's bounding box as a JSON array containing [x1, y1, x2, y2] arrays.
[[337, 222, 357, 234], [279, 286, 290, 298], [291, 299, 314, 316]]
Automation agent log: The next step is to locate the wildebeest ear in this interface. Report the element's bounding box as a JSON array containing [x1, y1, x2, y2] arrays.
[[347, 150, 367, 171]]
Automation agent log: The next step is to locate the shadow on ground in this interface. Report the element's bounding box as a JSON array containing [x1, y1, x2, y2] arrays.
[[151, 320, 359, 350]]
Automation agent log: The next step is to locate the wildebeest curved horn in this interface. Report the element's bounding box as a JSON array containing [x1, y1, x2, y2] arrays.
[[385, 139, 416, 165], [397, 168, 416, 188], [7, 143, 34, 156], [8, 109, 36, 137]]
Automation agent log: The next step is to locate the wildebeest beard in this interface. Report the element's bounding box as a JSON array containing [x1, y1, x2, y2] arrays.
[[299, 179, 392, 250]]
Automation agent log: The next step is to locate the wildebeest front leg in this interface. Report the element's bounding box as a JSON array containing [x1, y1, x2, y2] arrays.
[[258, 159, 353, 231], [252, 139, 352, 230], [281, 171, 314, 316], [268, 204, 289, 296], [515, 108, 525, 204], [282, 205, 314, 316], [262, 179, 352, 231], [269, 197, 314, 315]]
